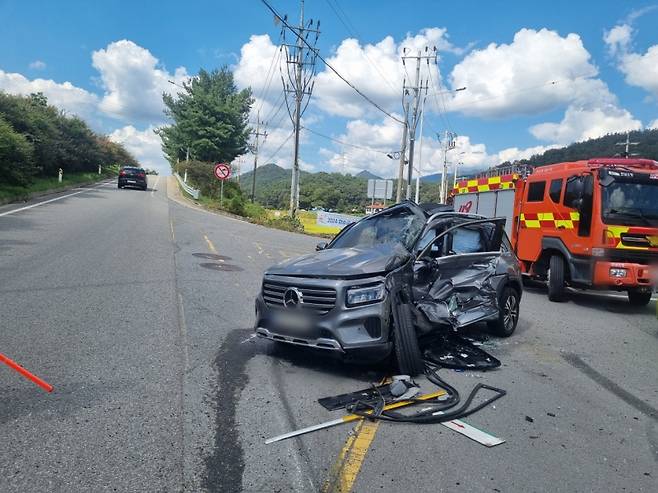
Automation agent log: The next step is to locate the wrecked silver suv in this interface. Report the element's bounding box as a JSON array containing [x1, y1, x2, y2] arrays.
[[254, 202, 522, 375]]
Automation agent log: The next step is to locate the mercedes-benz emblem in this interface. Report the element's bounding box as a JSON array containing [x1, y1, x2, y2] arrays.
[[283, 287, 303, 309]]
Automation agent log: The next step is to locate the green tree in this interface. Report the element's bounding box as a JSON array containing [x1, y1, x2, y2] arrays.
[[157, 68, 253, 168], [0, 91, 138, 187], [0, 116, 36, 185]]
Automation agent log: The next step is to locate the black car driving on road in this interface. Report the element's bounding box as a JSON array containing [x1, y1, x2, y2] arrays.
[[255, 202, 523, 375], [117, 166, 148, 191]]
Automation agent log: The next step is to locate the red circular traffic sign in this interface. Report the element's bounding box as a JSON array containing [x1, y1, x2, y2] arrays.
[[214, 163, 231, 181]]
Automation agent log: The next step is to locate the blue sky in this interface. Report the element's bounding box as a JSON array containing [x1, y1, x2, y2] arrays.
[[1, 1, 657, 176]]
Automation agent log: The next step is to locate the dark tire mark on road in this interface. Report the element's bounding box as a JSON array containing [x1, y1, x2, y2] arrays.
[[563, 353, 658, 422], [203, 328, 257, 492], [192, 253, 232, 261], [199, 262, 244, 272]]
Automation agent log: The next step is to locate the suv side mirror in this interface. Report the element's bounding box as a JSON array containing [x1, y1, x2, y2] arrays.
[[316, 241, 328, 251]]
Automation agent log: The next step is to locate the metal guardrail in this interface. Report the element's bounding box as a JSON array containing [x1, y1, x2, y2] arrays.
[[174, 172, 200, 200]]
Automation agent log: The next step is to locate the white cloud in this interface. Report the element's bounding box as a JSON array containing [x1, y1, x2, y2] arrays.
[[29, 60, 47, 70], [530, 105, 641, 144], [495, 144, 557, 163], [603, 24, 632, 56], [234, 34, 285, 123], [604, 11, 658, 100], [92, 40, 189, 122], [0, 69, 98, 119], [617, 46, 658, 99], [448, 28, 602, 118], [109, 125, 170, 175], [317, 116, 493, 178], [648, 119, 658, 130], [313, 28, 453, 119]]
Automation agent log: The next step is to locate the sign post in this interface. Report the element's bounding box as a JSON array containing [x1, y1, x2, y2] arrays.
[[213, 163, 231, 207], [367, 179, 394, 205]]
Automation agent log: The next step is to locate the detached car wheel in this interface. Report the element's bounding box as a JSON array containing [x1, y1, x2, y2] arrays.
[[548, 255, 566, 302], [488, 287, 520, 337], [628, 289, 652, 306], [392, 303, 424, 376]]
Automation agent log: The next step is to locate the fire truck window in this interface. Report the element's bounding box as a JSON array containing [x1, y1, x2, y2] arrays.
[[527, 181, 546, 202], [549, 178, 563, 203], [563, 176, 583, 208]]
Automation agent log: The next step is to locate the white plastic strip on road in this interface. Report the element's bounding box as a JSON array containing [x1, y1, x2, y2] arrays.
[[441, 419, 505, 447], [0, 182, 110, 218]]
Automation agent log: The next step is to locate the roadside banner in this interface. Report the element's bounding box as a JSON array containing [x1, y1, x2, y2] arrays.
[[316, 211, 360, 228]]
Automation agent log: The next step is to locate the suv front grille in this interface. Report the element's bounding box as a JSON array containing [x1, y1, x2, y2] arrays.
[[262, 280, 337, 315]]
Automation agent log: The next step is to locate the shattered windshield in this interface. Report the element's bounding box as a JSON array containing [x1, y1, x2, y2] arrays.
[[601, 181, 658, 227], [330, 207, 424, 251]]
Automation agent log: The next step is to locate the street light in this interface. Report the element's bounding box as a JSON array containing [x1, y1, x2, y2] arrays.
[[453, 151, 484, 188]]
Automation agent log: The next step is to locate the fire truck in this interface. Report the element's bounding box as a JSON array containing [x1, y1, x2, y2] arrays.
[[452, 158, 658, 305]]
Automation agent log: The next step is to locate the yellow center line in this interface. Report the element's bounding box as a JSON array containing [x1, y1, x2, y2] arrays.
[[203, 234, 217, 254], [321, 419, 380, 493], [322, 377, 390, 493], [170, 219, 175, 241]]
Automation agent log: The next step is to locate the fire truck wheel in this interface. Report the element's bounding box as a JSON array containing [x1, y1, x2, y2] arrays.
[[488, 286, 520, 337], [627, 289, 652, 306], [548, 255, 566, 302]]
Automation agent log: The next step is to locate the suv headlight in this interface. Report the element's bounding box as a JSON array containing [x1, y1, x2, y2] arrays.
[[346, 283, 385, 306]]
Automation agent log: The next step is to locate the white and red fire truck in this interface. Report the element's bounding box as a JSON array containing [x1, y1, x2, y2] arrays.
[[452, 158, 658, 305]]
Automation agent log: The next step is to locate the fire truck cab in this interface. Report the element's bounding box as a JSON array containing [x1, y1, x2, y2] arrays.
[[453, 158, 658, 305]]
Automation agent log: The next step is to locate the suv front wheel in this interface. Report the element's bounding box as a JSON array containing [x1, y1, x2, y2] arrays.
[[392, 303, 424, 376]]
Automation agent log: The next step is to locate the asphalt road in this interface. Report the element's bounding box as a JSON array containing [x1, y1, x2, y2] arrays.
[[1, 176, 657, 492]]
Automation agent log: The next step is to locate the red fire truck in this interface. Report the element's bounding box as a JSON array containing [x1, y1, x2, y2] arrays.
[[452, 158, 658, 305]]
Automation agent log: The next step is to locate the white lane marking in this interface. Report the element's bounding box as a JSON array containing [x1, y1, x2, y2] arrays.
[[151, 175, 160, 195], [0, 181, 109, 218]]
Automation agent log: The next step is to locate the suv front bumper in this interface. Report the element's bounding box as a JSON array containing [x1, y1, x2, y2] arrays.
[[254, 274, 393, 359]]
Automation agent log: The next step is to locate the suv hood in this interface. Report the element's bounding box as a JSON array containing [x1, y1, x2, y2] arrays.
[[266, 244, 410, 278]]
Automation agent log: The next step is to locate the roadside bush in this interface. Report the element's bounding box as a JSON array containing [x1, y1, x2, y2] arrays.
[[227, 195, 245, 216], [0, 92, 137, 188], [0, 116, 36, 186], [265, 215, 304, 233], [243, 201, 268, 221]]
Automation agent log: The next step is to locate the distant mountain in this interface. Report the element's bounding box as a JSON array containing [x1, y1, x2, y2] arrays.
[[420, 172, 442, 183], [240, 162, 289, 184], [356, 170, 382, 180]]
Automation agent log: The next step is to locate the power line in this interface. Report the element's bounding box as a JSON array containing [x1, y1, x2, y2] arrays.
[[323, 0, 397, 93], [427, 63, 453, 133], [260, 0, 404, 125], [255, 35, 284, 117], [302, 126, 389, 154], [262, 129, 295, 164]]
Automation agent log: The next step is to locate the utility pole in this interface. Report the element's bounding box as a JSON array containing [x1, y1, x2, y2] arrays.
[[398, 48, 434, 201], [396, 98, 409, 203], [439, 131, 456, 203], [250, 111, 267, 201], [281, 0, 320, 217], [615, 131, 639, 157], [415, 95, 426, 203]]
